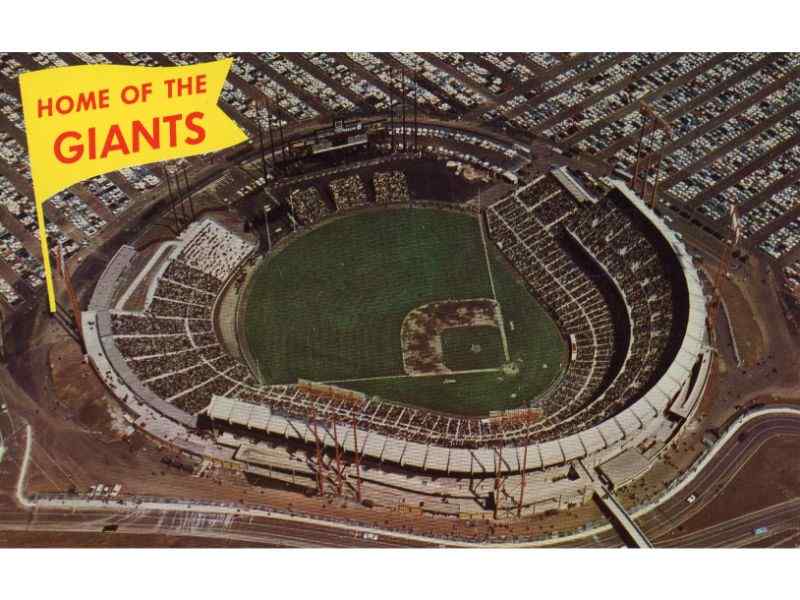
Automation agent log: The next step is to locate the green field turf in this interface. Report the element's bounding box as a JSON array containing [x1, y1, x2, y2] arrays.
[[441, 326, 505, 372], [244, 208, 566, 416]]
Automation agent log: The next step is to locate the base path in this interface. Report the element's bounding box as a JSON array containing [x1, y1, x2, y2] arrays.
[[400, 298, 504, 375]]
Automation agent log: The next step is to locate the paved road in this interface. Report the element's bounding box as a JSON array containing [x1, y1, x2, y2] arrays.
[[0, 506, 432, 548], [662, 497, 800, 548], [1, 408, 799, 548], [560, 413, 800, 547]]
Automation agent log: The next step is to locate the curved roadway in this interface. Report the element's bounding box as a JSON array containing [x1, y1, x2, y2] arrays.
[[1, 407, 799, 548]]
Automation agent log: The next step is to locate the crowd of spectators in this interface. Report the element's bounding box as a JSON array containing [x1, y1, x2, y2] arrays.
[[218, 176, 677, 448], [373, 171, 410, 204], [329, 175, 368, 210], [486, 183, 616, 440], [178, 220, 254, 281], [289, 187, 330, 225], [111, 313, 187, 335], [99, 172, 686, 451], [566, 200, 675, 418], [108, 220, 258, 414]]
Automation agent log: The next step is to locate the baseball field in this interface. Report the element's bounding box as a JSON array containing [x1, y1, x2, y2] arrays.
[[243, 207, 566, 416]]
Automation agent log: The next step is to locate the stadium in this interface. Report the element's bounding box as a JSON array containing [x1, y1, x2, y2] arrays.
[[6, 50, 800, 548], [79, 119, 712, 519]]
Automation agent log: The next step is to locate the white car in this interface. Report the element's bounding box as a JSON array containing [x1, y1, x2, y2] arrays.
[[686, 494, 697, 504]]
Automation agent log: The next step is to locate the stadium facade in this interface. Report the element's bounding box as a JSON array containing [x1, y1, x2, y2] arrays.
[[81, 163, 711, 518]]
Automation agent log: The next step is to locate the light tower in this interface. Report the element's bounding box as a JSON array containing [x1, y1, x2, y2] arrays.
[[309, 410, 326, 495], [493, 443, 505, 520], [389, 66, 396, 153], [401, 67, 407, 151], [413, 74, 419, 153], [708, 203, 741, 334], [351, 416, 362, 502], [162, 164, 181, 230], [163, 164, 185, 228], [182, 168, 195, 221], [331, 417, 344, 495], [632, 103, 672, 204], [54, 243, 84, 352], [256, 102, 274, 252], [513, 410, 538, 518]]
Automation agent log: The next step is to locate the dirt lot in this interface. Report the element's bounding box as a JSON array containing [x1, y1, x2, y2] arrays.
[[49, 340, 124, 436], [1, 320, 607, 544], [719, 272, 766, 368], [3, 128, 800, 546], [682, 434, 800, 531]]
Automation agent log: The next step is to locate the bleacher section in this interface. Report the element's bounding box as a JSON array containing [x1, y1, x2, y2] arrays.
[[329, 174, 369, 210], [105, 219, 258, 414], [86, 175, 708, 494]]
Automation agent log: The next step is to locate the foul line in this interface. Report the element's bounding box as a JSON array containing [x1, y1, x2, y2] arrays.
[[478, 212, 510, 361], [322, 367, 503, 384]]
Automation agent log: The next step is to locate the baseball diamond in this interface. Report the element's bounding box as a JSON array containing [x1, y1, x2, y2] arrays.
[[241, 207, 567, 416]]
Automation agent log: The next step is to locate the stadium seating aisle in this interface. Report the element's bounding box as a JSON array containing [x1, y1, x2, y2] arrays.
[[109, 219, 259, 414]]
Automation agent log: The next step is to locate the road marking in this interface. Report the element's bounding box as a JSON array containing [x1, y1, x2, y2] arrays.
[[321, 367, 503, 384], [478, 212, 510, 362]]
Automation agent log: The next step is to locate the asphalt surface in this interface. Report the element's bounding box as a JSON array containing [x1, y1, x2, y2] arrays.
[[560, 414, 800, 548], [0, 409, 798, 548], [0, 506, 433, 548]]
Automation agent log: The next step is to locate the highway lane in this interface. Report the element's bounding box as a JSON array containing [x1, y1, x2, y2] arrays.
[[0, 506, 431, 548], [648, 418, 800, 544], [558, 414, 800, 548], [1, 410, 799, 548], [662, 498, 800, 548]]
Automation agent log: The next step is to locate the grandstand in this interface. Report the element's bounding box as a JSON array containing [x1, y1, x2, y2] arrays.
[[4, 52, 800, 315], [8, 51, 800, 525], [83, 163, 711, 518]]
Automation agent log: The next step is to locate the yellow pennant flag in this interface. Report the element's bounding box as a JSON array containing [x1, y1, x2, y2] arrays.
[[19, 58, 248, 312]]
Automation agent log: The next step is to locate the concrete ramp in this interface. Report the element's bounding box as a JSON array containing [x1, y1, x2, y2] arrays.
[[594, 484, 653, 548]]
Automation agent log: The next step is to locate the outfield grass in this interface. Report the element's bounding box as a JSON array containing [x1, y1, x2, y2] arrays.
[[244, 208, 566, 416]]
